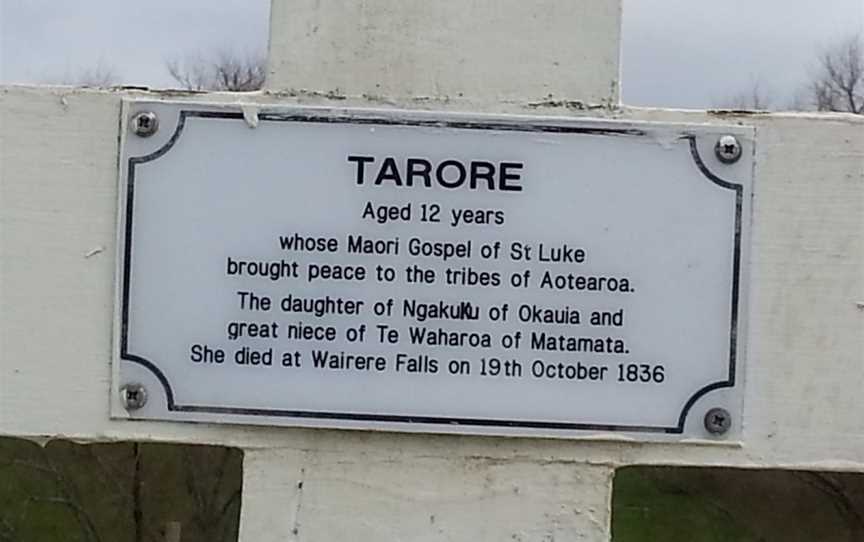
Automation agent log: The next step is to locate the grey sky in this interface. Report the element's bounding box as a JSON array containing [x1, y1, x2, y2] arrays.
[[623, 0, 864, 108], [0, 0, 270, 87], [1, 0, 862, 109]]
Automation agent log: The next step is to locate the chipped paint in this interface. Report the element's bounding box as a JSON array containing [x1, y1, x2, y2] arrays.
[[524, 98, 615, 111], [241, 104, 260, 128], [84, 246, 104, 258]]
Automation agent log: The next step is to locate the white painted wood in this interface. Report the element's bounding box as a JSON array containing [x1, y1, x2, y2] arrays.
[[266, 0, 621, 106], [1, 2, 862, 540], [240, 448, 613, 541], [2, 87, 861, 470], [1, 87, 861, 542]]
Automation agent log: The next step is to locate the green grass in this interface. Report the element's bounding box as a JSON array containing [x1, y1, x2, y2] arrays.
[[612, 467, 761, 542], [0, 438, 242, 542]]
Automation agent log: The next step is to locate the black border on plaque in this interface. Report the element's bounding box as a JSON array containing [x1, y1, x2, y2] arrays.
[[120, 109, 744, 435]]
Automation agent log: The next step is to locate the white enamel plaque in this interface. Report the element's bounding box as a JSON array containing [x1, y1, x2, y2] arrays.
[[114, 101, 753, 439]]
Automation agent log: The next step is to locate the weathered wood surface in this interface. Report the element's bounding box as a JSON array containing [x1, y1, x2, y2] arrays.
[[1, 87, 861, 542]]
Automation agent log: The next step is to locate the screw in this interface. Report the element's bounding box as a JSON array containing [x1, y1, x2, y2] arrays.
[[704, 407, 731, 435], [120, 383, 147, 410], [714, 134, 742, 164], [130, 111, 158, 137]]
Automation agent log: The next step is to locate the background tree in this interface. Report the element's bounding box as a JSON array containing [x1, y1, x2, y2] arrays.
[[49, 61, 119, 88], [72, 65, 119, 87], [0, 437, 242, 542], [720, 34, 862, 113], [165, 51, 266, 91], [806, 34, 863, 113], [715, 80, 774, 110]]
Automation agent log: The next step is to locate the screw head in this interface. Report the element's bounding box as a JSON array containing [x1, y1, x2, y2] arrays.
[[120, 383, 147, 410], [714, 134, 742, 164], [704, 407, 732, 435], [130, 111, 158, 137]]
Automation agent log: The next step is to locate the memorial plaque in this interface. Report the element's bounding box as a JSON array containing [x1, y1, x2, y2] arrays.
[[113, 101, 753, 439]]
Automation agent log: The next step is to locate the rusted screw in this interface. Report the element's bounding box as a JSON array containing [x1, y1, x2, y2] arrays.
[[130, 111, 158, 137], [120, 383, 147, 410], [714, 135, 742, 164], [704, 407, 731, 435]]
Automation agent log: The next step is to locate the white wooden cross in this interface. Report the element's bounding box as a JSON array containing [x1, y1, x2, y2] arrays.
[[1, 1, 861, 540]]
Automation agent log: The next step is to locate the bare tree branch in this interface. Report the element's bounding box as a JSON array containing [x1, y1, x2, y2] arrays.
[[74, 65, 119, 87], [219, 490, 242, 542], [2, 445, 105, 542], [0, 516, 15, 542], [165, 50, 266, 91], [49, 60, 120, 87], [715, 80, 775, 110], [806, 34, 863, 113], [41, 446, 104, 542], [793, 471, 864, 542], [132, 443, 144, 542], [23, 496, 103, 542]]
